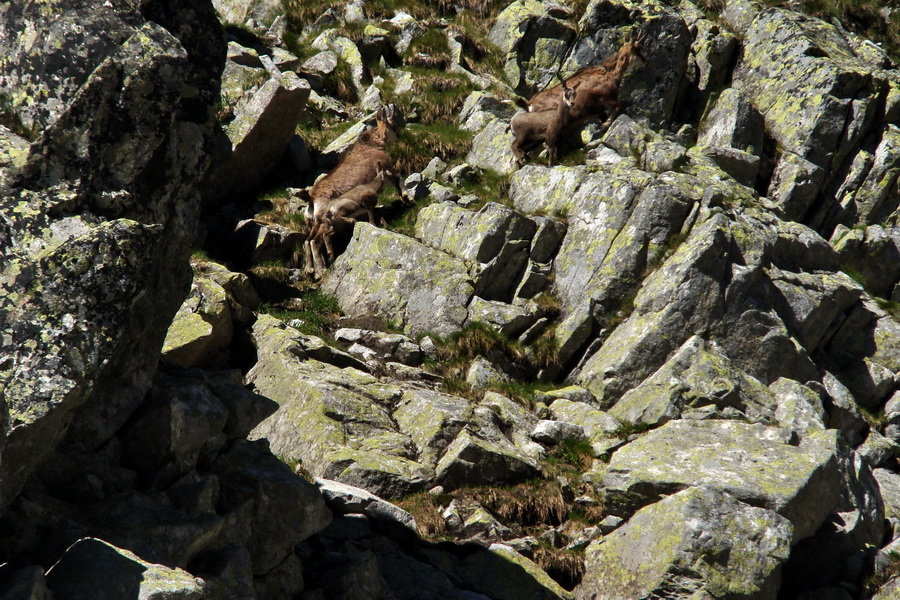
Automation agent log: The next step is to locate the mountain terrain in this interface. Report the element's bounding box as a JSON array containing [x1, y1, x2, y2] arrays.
[[2, 0, 900, 598]]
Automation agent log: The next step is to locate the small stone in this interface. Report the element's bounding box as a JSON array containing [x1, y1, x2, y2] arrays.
[[422, 157, 448, 181], [598, 515, 623, 534]]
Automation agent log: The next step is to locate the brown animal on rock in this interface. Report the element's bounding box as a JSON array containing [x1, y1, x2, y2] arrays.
[[525, 27, 648, 130], [310, 165, 397, 261], [297, 104, 405, 277], [510, 80, 580, 167]]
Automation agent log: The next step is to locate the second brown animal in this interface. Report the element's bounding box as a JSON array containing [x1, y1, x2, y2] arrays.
[[510, 27, 648, 167]]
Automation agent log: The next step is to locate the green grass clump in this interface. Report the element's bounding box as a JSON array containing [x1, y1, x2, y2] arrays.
[[259, 289, 342, 337], [454, 168, 513, 209], [424, 322, 562, 404], [296, 118, 356, 155], [282, 0, 340, 28], [389, 122, 472, 173], [394, 491, 453, 538]]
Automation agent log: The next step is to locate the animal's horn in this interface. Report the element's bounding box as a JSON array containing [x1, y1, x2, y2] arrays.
[[634, 26, 648, 44]]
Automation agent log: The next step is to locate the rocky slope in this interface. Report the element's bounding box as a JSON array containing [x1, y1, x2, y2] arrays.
[[3, 0, 900, 598]]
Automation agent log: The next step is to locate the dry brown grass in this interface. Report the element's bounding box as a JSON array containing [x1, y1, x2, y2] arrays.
[[394, 491, 450, 539], [458, 480, 568, 526], [533, 546, 586, 590]]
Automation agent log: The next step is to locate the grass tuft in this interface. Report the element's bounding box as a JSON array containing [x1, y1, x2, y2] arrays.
[[258, 288, 342, 338], [457, 480, 568, 526], [388, 122, 472, 173]]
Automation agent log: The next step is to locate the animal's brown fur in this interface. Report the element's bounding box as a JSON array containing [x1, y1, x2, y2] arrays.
[[510, 81, 579, 167], [526, 28, 647, 127], [311, 166, 395, 260], [300, 104, 404, 276]]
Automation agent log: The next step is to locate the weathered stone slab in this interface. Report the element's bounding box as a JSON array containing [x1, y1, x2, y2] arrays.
[[247, 315, 433, 498], [416, 201, 537, 301], [46, 538, 203, 600], [321, 224, 474, 338], [609, 335, 777, 427], [316, 478, 417, 532], [466, 117, 518, 175], [577, 215, 732, 404], [577, 486, 792, 600], [603, 420, 851, 541], [208, 71, 310, 202], [435, 430, 540, 490], [733, 8, 889, 169]]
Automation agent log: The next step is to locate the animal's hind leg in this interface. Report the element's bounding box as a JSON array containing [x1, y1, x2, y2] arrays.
[[310, 237, 328, 278]]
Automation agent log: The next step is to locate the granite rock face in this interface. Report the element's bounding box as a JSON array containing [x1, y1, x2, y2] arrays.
[[0, 0, 226, 506], [577, 486, 792, 600], [6, 0, 900, 598]]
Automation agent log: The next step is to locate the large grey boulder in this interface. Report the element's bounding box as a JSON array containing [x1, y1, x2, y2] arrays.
[[45, 538, 203, 600], [247, 316, 433, 498], [767, 150, 826, 221], [206, 71, 310, 203], [316, 478, 417, 533], [825, 299, 900, 409], [211, 439, 332, 575], [415, 201, 538, 302], [609, 335, 778, 428], [392, 389, 470, 467], [603, 420, 882, 547], [547, 398, 621, 456], [321, 223, 474, 338], [733, 8, 889, 171], [698, 87, 765, 154], [508, 161, 699, 367], [488, 0, 575, 93], [689, 18, 739, 100], [435, 398, 542, 490], [466, 117, 519, 175], [841, 125, 900, 227], [458, 92, 516, 132], [832, 224, 900, 299], [162, 265, 238, 369], [577, 486, 792, 600], [576, 203, 852, 406], [575, 214, 732, 404], [0, 0, 226, 506]]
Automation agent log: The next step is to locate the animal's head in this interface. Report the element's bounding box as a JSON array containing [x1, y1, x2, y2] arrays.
[[293, 187, 313, 203], [561, 80, 580, 107], [375, 104, 405, 143], [622, 27, 649, 69], [375, 164, 392, 180]]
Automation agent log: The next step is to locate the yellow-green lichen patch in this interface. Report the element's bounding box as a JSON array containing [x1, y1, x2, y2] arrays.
[[603, 419, 843, 541], [579, 485, 791, 599]]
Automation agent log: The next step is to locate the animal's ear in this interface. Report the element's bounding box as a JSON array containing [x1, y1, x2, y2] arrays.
[[385, 103, 405, 130], [295, 188, 312, 201]]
